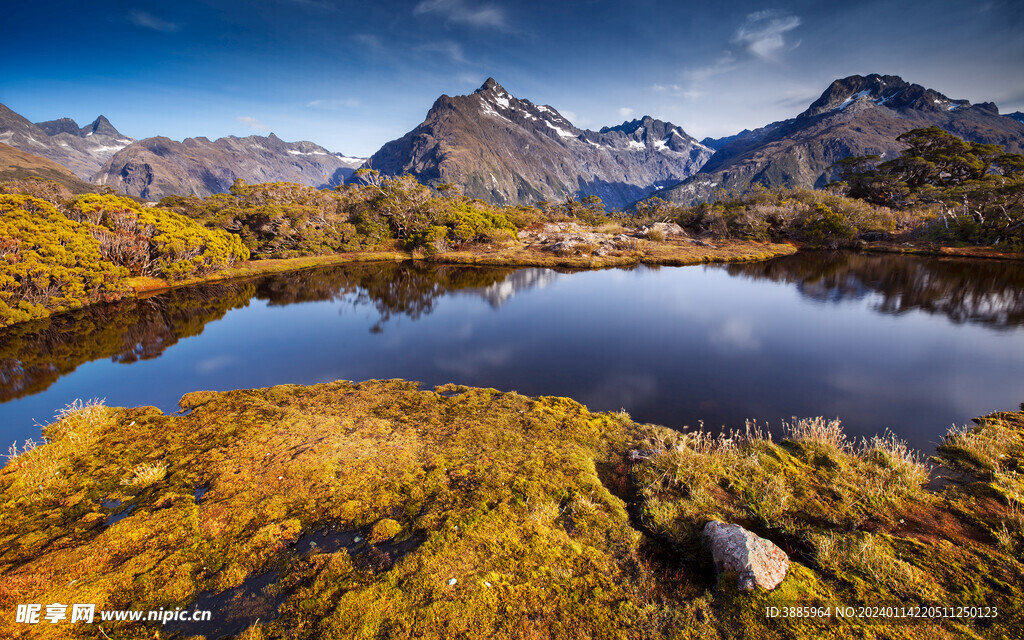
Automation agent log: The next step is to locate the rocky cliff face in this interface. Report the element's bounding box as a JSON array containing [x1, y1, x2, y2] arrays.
[[0, 104, 134, 179], [93, 134, 365, 200], [365, 79, 711, 209], [660, 74, 1024, 206]]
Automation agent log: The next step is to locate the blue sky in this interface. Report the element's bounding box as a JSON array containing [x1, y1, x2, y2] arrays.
[[2, 0, 1021, 156]]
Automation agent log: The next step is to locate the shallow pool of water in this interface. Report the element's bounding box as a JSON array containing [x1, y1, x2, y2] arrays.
[[1, 253, 1021, 452]]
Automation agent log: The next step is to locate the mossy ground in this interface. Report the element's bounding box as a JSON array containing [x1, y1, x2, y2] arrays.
[[0, 383, 1021, 639]]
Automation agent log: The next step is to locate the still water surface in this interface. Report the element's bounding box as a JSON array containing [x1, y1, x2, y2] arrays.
[[1, 253, 1022, 452]]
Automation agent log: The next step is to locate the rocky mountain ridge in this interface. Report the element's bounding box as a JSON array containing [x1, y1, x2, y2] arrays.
[[93, 134, 366, 200], [3, 74, 1021, 206], [0, 104, 134, 179], [364, 78, 711, 208], [659, 74, 1024, 206]]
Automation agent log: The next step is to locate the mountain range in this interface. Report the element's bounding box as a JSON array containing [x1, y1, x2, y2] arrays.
[[93, 135, 365, 200], [0, 102, 366, 200], [365, 78, 711, 209], [1, 73, 1022, 207], [659, 74, 1024, 206], [0, 103, 134, 179]]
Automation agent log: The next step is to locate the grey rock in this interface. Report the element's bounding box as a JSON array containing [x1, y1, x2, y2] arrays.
[[635, 222, 687, 239], [702, 520, 789, 591]]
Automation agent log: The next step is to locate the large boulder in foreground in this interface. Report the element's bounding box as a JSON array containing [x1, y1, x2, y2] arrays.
[[703, 520, 789, 590]]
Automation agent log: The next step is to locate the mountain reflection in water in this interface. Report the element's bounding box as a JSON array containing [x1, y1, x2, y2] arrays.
[[0, 263, 554, 403], [720, 252, 1024, 329], [0, 255, 1021, 454]]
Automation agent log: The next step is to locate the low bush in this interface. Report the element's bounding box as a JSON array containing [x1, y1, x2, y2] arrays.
[[0, 195, 129, 326], [69, 194, 250, 280]]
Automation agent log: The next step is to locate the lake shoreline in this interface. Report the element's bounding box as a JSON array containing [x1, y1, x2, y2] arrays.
[[125, 238, 799, 297], [5, 234, 1022, 331], [1, 380, 1020, 639]]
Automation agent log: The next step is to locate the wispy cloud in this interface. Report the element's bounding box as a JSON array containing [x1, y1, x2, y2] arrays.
[[709, 318, 760, 352], [352, 33, 384, 51], [661, 11, 801, 97], [560, 109, 584, 126], [282, 0, 338, 10], [307, 98, 361, 110], [237, 116, 269, 131], [652, 84, 706, 101], [417, 41, 467, 63], [682, 52, 739, 85], [618, 107, 634, 119], [414, 0, 508, 30], [730, 10, 802, 61], [127, 9, 179, 32]]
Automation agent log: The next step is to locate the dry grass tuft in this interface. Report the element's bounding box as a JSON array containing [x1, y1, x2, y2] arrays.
[[784, 416, 850, 453], [122, 461, 168, 486], [812, 531, 941, 600], [4, 398, 109, 495]]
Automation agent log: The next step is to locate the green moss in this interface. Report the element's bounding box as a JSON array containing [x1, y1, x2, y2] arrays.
[[0, 385, 1021, 639]]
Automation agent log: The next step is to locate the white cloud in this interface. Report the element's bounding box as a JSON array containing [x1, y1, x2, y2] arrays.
[[418, 41, 467, 63], [682, 52, 739, 85], [731, 10, 802, 61], [414, 0, 508, 30], [352, 33, 384, 51], [709, 318, 760, 352], [434, 346, 515, 376], [651, 84, 705, 100], [127, 9, 179, 32], [307, 98, 361, 109], [195, 355, 235, 374], [618, 107, 634, 119], [237, 116, 269, 131]]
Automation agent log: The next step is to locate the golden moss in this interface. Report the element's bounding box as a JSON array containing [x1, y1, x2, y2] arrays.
[[0, 383, 1021, 639]]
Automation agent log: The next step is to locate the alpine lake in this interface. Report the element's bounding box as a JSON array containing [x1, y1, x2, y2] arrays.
[[1, 251, 1022, 455]]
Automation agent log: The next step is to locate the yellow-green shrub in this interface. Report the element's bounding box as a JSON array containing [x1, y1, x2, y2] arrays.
[[0, 195, 129, 327], [69, 194, 250, 280]]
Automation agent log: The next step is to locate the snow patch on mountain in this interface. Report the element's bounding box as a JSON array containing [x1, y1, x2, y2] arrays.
[[481, 102, 512, 122], [544, 120, 575, 139], [836, 90, 873, 111]]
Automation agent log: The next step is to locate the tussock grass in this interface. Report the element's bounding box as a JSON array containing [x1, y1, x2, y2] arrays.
[[811, 531, 940, 600], [938, 416, 1022, 474], [638, 417, 930, 537], [4, 398, 107, 497], [121, 461, 168, 486], [784, 416, 850, 453]]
